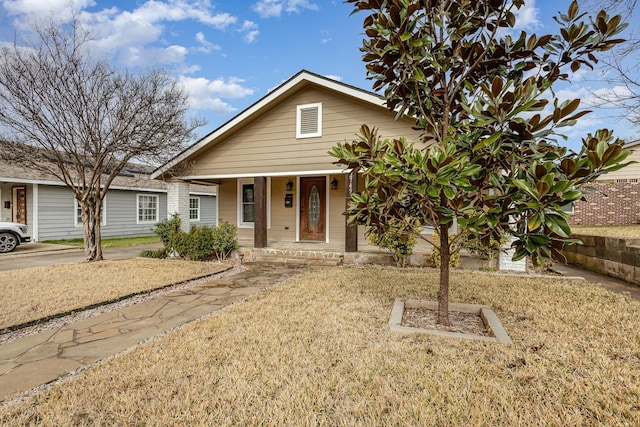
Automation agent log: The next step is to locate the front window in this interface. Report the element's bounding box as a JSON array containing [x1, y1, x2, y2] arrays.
[[237, 178, 271, 228], [137, 194, 158, 223], [241, 183, 254, 225]]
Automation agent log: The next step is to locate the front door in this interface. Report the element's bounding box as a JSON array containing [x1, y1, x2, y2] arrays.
[[13, 186, 27, 225], [300, 177, 326, 241]]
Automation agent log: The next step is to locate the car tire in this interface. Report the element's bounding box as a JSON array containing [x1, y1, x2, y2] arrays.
[[0, 232, 18, 253]]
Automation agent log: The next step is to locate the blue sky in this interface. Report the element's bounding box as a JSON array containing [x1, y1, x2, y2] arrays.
[[0, 0, 638, 151]]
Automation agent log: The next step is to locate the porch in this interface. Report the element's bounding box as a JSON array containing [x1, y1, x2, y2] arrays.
[[234, 239, 422, 267], [234, 238, 494, 270]]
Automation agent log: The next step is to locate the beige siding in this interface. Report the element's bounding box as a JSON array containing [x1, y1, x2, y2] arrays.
[[189, 86, 423, 176], [599, 145, 640, 180], [268, 176, 297, 241]]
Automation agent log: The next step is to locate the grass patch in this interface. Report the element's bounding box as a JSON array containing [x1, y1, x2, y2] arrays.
[[572, 225, 640, 239], [43, 235, 161, 248], [0, 259, 227, 330], [1, 267, 638, 425]]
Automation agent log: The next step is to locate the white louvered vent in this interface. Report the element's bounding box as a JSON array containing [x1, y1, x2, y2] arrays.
[[296, 102, 322, 138]]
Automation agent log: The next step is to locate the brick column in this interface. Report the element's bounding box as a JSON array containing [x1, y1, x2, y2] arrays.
[[499, 235, 527, 272], [166, 180, 191, 232]]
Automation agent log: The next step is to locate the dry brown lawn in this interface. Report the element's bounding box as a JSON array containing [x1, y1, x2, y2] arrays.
[[1, 266, 638, 425], [573, 225, 640, 239], [0, 259, 227, 330]]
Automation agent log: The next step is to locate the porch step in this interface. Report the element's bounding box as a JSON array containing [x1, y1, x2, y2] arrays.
[[235, 247, 416, 267], [252, 255, 339, 267]]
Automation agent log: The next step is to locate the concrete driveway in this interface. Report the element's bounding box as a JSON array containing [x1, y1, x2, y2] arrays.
[[0, 242, 163, 271]]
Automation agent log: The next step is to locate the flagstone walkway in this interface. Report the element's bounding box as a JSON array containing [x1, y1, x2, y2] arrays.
[[0, 263, 309, 402]]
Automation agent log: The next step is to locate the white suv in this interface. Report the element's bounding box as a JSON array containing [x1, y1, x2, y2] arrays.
[[0, 222, 31, 253]]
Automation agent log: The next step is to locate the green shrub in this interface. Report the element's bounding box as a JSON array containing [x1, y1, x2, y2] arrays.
[[430, 229, 462, 268], [210, 220, 239, 262], [367, 218, 421, 267], [154, 213, 182, 246], [139, 248, 167, 259], [154, 216, 239, 262], [462, 232, 507, 268]]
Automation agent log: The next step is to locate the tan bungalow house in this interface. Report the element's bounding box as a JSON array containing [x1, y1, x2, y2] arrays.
[[152, 70, 424, 254]]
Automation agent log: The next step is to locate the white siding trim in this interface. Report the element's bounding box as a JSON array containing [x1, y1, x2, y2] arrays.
[[325, 175, 330, 243], [0, 177, 169, 193], [32, 184, 39, 242], [181, 169, 342, 180]]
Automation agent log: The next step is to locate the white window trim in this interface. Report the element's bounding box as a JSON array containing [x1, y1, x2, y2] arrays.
[[189, 196, 201, 222], [136, 194, 159, 224], [237, 178, 271, 229], [296, 102, 322, 139], [74, 196, 107, 227], [562, 202, 575, 215]]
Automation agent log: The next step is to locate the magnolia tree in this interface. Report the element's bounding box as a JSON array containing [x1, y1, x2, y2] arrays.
[[330, 0, 631, 325], [0, 19, 203, 261]]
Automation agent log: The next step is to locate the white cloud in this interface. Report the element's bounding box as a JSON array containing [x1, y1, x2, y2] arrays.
[[513, 0, 540, 30], [239, 20, 259, 43], [252, 0, 282, 18], [324, 74, 342, 81], [252, 0, 317, 18], [2, 0, 95, 20], [584, 85, 635, 107], [180, 76, 255, 113], [195, 31, 221, 54], [244, 30, 260, 43], [3, 0, 240, 68], [119, 45, 188, 67]]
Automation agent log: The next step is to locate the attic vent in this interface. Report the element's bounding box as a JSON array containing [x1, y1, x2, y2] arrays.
[[296, 102, 322, 138]]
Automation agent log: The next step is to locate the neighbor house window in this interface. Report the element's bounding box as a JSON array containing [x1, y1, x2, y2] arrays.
[[237, 179, 271, 228], [74, 196, 106, 227], [137, 194, 158, 223], [561, 202, 575, 215], [296, 102, 322, 138], [189, 197, 200, 221]]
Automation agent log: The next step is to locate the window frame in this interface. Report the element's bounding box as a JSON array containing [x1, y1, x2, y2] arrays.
[[189, 196, 200, 222], [296, 102, 322, 138], [237, 178, 270, 228], [74, 195, 106, 227], [136, 193, 159, 224]]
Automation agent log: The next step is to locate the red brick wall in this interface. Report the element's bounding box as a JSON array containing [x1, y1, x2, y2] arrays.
[[570, 179, 640, 226]]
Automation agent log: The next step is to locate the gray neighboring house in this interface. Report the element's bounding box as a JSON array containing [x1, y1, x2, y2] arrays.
[[0, 160, 217, 241]]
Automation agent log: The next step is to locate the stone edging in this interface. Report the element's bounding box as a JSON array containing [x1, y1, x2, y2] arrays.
[[388, 298, 512, 345]]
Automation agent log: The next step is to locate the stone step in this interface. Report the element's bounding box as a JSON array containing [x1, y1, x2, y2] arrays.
[[250, 255, 340, 267]]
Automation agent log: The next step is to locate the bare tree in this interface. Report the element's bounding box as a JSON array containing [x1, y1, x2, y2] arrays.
[[0, 19, 204, 261], [583, 0, 640, 132]]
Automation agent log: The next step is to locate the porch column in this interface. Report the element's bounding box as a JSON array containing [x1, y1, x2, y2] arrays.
[[345, 171, 358, 252], [254, 176, 267, 248], [167, 180, 190, 232]]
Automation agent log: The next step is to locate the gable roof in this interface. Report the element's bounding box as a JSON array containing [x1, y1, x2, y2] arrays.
[[151, 70, 385, 180]]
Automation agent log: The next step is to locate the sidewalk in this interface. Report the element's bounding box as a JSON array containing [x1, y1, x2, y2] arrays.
[[0, 262, 308, 402], [550, 262, 640, 301]]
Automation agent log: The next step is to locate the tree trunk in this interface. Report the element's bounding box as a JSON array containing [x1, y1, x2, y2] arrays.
[[81, 199, 104, 262], [437, 222, 451, 326]]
